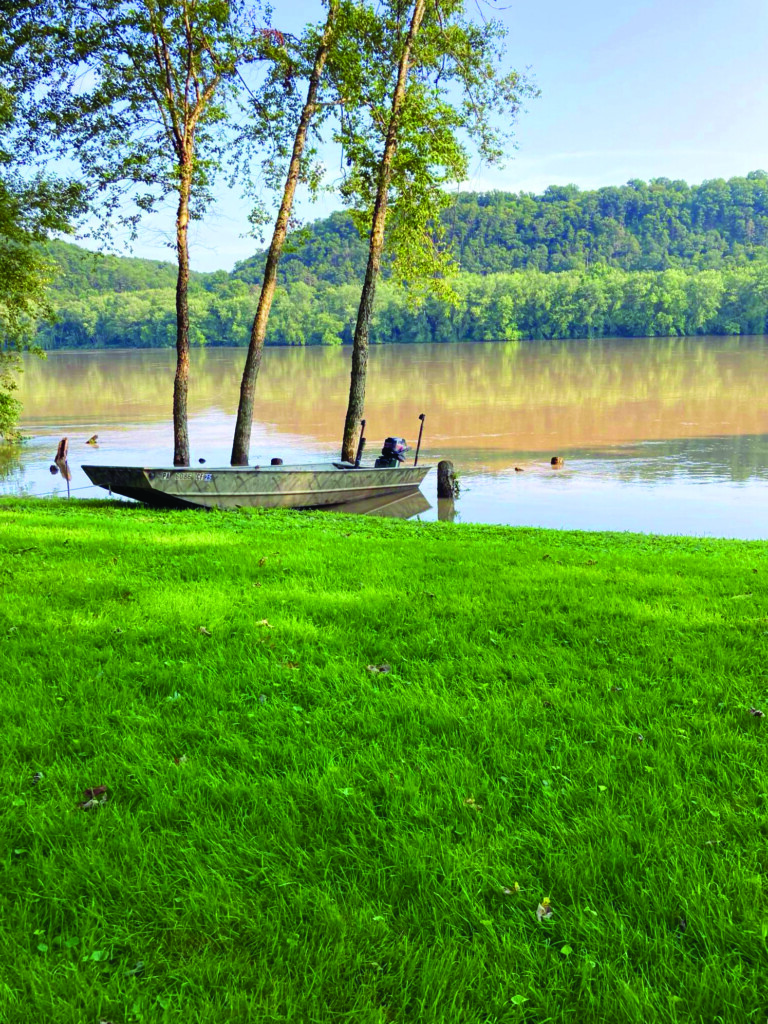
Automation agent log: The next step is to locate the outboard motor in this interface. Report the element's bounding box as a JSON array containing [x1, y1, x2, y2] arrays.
[[375, 437, 410, 468]]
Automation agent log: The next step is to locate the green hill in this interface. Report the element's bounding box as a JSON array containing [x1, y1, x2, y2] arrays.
[[233, 172, 768, 286], [36, 173, 768, 349]]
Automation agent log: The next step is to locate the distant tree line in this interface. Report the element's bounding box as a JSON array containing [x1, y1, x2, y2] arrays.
[[37, 172, 768, 350], [39, 254, 768, 348]]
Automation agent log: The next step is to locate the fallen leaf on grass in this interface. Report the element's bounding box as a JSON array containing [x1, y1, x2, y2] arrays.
[[678, 914, 687, 933], [536, 897, 554, 921], [367, 663, 391, 674], [282, 661, 300, 669], [252, 582, 262, 588], [748, 707, 764, 717], [256, 619, 272, 628], [172, 755, 189, 765], [127, 960, 145, 976], [258, 557, 267, 567], [502, 882, 520, 895], [463, 797, 483, 809], [79, 784, 108, 810], [30, 772, 43, 786], [542, 700, 554, 708], [198, 626, 212, 637], [636, 734, 644, 744], [610, 686, 623, 693]]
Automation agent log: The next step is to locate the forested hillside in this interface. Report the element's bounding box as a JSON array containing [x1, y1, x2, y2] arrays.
[[233, 172, 768, 285], [38, 173, 768, 349]]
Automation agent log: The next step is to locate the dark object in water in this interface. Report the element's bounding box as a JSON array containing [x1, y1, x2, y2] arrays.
[[437, 460, 458, 498], [514, 466, 524, 472], [271, 458, 283, 465], [551, 456, 564, 467], [49, 465, 59, 475], [198, 458, 206, 464], [86, 434, 98, 445]]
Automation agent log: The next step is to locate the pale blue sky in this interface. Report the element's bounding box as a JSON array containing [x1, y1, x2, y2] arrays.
[[95, 0, 768, 271]]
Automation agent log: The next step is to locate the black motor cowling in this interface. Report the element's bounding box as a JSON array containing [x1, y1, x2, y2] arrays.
[[375, 436, 410, 468]]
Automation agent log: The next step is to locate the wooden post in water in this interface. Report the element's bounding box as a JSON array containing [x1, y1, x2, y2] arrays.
[[437, 460, 456, 499]]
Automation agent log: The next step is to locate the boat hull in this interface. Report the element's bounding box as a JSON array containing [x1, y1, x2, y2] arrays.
[[82, 462, 431, 511]]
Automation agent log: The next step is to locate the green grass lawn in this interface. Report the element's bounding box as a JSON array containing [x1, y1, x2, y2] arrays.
[[1, 499, 768, 1024]]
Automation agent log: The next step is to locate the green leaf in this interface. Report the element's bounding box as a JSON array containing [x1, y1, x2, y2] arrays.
[[560, 945, 573, 956], [510, 994, 528, 1006], [37, 944, 48, 952]]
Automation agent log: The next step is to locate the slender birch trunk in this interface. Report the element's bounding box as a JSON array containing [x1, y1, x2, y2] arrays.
[[230, 4, 338, 466], [340, 0, 426, 463], [173, 155, 193, 466]]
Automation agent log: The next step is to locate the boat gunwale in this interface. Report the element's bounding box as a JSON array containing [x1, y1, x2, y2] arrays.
[[83, 463, 433, 475]]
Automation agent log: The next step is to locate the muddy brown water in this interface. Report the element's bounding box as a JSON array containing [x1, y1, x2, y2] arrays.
[[6, 337, 768, 537]]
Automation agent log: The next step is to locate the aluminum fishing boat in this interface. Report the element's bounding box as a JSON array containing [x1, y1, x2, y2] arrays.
[[82, 460, 431, 511]]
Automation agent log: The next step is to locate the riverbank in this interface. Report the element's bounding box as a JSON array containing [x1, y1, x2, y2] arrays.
[[2, 499, 766, 1023]]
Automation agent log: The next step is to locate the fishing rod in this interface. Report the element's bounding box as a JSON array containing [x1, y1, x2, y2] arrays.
[[414, 413, 426, 466]]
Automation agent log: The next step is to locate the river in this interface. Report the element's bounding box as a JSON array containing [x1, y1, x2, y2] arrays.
[[5, 336, 768, 537]]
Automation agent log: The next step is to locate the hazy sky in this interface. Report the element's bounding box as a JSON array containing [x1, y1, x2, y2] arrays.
[[96, 0, 768, 271]]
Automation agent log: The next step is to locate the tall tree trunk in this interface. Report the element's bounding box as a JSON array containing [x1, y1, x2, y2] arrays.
[[230, 4, 337, 466], [173, 156, 192, 466], [340, 0, 427, 463]]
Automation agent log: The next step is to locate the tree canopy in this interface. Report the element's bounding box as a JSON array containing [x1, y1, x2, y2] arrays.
[[0, 79, 84, 439]]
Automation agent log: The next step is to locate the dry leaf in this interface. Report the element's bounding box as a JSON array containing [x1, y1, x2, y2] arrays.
[[748, 707, 764, 717], [610, 686, 623, 693], [256, 619, 272, 628], [502, 882, 520, 895], [463, 797, 482, 808], [30, 772, 43, 786], [258, 557, 267, 567], [678, 914, 687, 933], [199, 626, 212, 637], [367, 663, 391, 674], [536, 897, 553, 922], [84, 785, 107, 798], [173, 755, 189, 765], [542, 700, 554, 708], [283, 661, 300, 669], [252, 582, 262, 588]]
